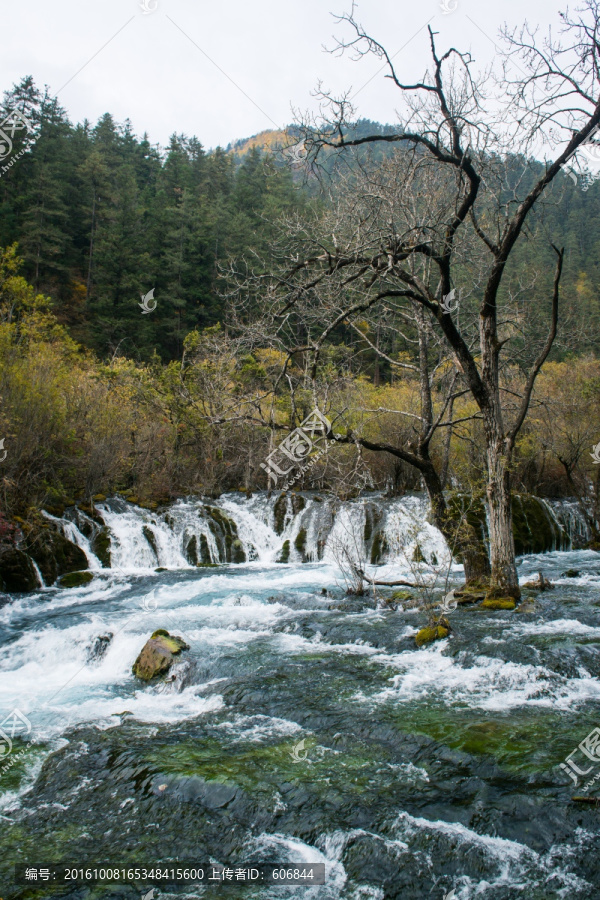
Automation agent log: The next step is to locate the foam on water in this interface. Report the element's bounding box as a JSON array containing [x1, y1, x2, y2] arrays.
[[355, 643, 600, 711], [392, 811, 593, 897]]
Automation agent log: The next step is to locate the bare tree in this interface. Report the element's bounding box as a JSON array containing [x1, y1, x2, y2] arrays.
[[264, 5, 600, 595]]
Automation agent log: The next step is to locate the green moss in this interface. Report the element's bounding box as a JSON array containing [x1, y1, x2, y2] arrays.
[[294, 528, 307, 558], [184, 534, 199, 566], [481, 597, 516, 610], [277, 540, 290, 563], [391, 590, 412, 602], [58, 570, 93, 588], [231, 538, 246, 563], [415, 625, 449, 647], [91, 527, 111, 567], [151, 629, 170, 637], [273, 493, 287, 535]]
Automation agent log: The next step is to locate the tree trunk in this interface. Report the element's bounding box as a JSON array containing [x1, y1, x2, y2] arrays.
[[486, 443, 520, 597]]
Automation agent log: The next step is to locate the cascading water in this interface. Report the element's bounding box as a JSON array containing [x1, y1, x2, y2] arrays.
[[47, 492, 455, 574], [547, 498, 592, 548], [2, 491, 600, 898], [41, 491, 585, 576]]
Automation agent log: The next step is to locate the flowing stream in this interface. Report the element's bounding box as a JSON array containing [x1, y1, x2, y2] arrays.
[[0, 492, 599, 899]]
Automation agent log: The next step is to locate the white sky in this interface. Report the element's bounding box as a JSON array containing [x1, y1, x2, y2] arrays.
[[2, 0, 567, 149]]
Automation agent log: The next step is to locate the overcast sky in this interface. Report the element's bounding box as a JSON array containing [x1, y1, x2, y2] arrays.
[[2, 0, 566, 150]]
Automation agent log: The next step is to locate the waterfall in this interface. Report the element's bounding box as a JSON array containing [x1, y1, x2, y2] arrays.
[[39, 491, 588, 579], [41, 492, 447, 574], [546, 499, 592, 549]]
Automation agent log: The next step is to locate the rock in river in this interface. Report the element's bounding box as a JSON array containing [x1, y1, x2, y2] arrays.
[[132, 629, 190, 681]]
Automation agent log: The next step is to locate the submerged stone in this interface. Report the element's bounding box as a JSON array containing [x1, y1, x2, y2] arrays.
[[58, 571, 94, 588]]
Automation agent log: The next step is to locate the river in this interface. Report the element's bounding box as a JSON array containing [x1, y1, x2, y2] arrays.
[[0, 492, 599, 898]]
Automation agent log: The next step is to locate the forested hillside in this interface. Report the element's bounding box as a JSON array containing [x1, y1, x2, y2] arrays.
[[1, 77, 599, 364]]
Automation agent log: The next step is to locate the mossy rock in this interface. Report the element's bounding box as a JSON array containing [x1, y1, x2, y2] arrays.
[[415, 625, 449, 647], [26, 525, 88, 585], [273, 493, 288, 535], [481, 597, 516, 610], [277, 540, 290, 563], [142, 526, 159, 559], [391, 590, 412, 602], [294, 528, 307, 560], [199, 533, 212, 565], [291, 493, 306, 516], [205, 506, 237, 535], [155, 567, 168, 572], [231, 538, 246, 563], [91, 527, 111, 568], [184, 534, 199, 566], [133, 630, 190, 680], [562, 569, 580, 578], [412, 544, 426, 563], [517, 597, 537, 614], [0, 547, 40, 592], [93, 494, 107, 502], [126, 496, 139, 505], [59, 571, 94, 589]]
